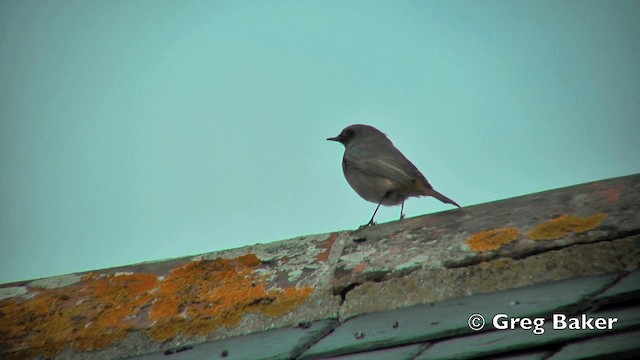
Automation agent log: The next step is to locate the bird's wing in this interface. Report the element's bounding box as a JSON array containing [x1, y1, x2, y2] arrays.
[[344, 149, 430, 188]]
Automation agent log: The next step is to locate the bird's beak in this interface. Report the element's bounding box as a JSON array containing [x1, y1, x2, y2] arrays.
[[326, 135, 340, 142]]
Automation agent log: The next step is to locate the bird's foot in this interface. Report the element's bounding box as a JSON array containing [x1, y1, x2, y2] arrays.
[[359, 221, 377, 229], [399, 213, 405, 220]]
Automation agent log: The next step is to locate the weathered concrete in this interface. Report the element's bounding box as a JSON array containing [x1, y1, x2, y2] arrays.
[[1, 173, 638, 359], [340, 235, 640, 319], [334, 173, 639, 294]]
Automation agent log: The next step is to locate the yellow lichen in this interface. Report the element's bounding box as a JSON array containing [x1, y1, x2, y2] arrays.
[[527, 213, 607, 240], [466, 227, 520, 252]]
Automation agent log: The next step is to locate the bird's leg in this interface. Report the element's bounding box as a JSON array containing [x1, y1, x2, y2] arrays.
[[361, 193, 389, 228], [399, 200, 405, 220], [365, 202, 382, 227]]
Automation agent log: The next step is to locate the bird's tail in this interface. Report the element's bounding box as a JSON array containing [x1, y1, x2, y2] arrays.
[[423, 188, 461, 208]]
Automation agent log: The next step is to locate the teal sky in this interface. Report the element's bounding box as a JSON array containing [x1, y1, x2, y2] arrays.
[[1, 1, 639, 284]]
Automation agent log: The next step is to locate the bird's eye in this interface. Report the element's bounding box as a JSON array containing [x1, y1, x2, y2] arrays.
[[346, 129, 355, 136]]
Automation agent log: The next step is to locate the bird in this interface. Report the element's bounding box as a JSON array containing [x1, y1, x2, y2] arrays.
[[327, 124, 460, 227]]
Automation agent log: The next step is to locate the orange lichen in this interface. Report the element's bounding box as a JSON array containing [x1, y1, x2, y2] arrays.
[[73, 273, 158, 351], [0, 272, 158, 359], [316, 233, 338, 262], [353, 263, 368, 273], [602, 188, 621, 203], [147, 254, 313, 342], [466, 227, 520, 251], [527, 213, 607, 240], [0, 254, 314, 358], [1, 292, 69, 359], [260, 287, 314, 317]]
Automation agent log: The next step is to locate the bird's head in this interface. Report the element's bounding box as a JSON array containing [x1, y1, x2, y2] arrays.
[[327, 124, 386, 147]]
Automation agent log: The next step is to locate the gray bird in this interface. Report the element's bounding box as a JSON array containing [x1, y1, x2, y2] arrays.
[[327, 124, 460, 227]]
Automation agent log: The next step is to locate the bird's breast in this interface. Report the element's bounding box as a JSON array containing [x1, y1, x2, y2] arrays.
[[343, 165, 404, 205]]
